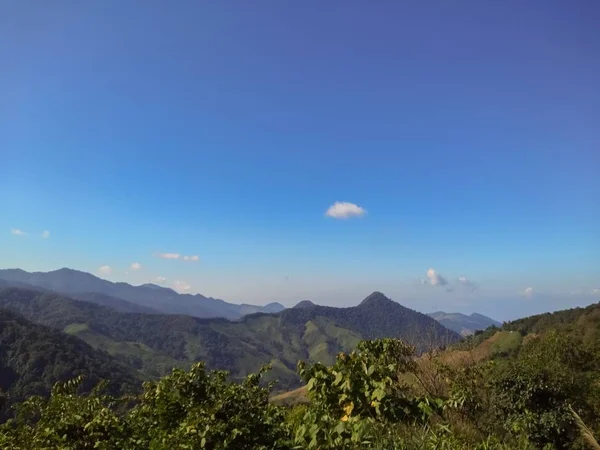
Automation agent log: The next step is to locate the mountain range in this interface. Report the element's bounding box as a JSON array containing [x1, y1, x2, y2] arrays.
[[0, 268, 285, 319], [427, 311, 501, 336], [0, 283, 460, 392]]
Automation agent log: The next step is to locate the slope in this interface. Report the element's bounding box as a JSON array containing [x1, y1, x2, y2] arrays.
[[0, 288, 458, 390], [0, 268, 285, 319], [0, 308, 141, 419], [282, 292, 461, 351]]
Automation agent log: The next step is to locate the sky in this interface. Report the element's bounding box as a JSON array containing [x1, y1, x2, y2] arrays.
[[1, 1, 599, 321]]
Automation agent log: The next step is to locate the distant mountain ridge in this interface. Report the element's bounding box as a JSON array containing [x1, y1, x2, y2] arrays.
[[428, 311, 501, 336], [283, 292, 461, 351], [0, 268, 285, 319], [0, 287, 460, 390]]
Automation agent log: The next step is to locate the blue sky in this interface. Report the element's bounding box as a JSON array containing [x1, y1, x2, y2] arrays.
[[1, 1, 599, 320]]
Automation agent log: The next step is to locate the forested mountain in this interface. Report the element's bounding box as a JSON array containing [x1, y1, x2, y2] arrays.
[[0, 308, 141, 419], [0, 268, 285, 319], [280, 292, 461, 351], [428, 311, 501, 336], [0, 287, 458, 390]]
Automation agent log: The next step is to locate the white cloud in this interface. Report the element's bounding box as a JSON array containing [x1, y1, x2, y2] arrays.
[[325, 202, 366, 219], [182, 255, 200, 262], [521, 287, 534, 298], [41, 230, 50, 238], [426, 268, 448, 286], [458, 276, 478, 291], [157, 253, 181, 260], [593, 289, 600, 295], [173, 280, 191, 292], [130, 262, 142, 270], [98, 265, 112, 275], [155, 276, 167, 284], [11, 228, 26, 236]]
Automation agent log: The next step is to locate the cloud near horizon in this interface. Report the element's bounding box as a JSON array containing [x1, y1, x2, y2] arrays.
[[11, 228, 26, 236], [98, 265, 112, 275], [325, 202, 366, 219], [155, 276, 167, 284], [173, 280, 191, 292], [426, 268, 448, 286], [521, 286, 534, 298], [458, 276, 478, 291], [130, 262, 142, 270]]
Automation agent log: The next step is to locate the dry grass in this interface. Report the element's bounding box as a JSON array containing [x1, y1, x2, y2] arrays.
[[270, 385, 309, 406]]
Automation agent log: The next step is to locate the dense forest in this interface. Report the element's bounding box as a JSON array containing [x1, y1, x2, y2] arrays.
[[0, 309, 141, 420], [0, 287, 457, 390]]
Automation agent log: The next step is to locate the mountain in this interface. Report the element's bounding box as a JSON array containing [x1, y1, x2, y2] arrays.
[[0, 287, 459, 390], [0, 278, 157, 314], [282, 292, 461, 351], [0, 308, 141, 419], [237, 302, 286, 316], [0, 268, 284, 319], [293, 300, 316, 309], [428, 311, 501, 336]]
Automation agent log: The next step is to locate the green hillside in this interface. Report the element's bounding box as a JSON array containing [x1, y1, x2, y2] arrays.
[[0, 287, 458, 390], [0, 308, 141, 420]]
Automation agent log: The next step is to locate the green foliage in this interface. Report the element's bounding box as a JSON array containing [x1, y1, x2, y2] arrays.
[[294, 339, 444, 448], [0, 363, 290, 450], [489, 331, 600, 448]]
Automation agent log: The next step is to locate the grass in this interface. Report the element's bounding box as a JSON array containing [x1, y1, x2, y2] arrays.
[[64, 323, 89, 334]]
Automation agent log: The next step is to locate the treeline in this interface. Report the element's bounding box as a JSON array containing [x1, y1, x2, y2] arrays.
[[2, 332, 600, 449]]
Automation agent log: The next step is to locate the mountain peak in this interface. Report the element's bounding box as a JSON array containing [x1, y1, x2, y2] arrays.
[[359, 291, 392, 306], [140, 283, 163, 290], [293, 300, 316, 309]]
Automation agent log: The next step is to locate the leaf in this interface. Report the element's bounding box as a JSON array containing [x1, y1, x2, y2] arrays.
[[343, 402, 354, 416], [333, 371, 343, 386]]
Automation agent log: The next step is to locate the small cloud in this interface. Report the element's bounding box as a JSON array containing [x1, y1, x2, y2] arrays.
[[98, 265, 112, 275], [41, 230, 50, 238], [155, 276, 167, 284], [426, 268, 448, 286], [173, 280, 191, 292], [157, 253, 181, 260], [325, 202, 366, 219], [11, 228, 26, 236], [593, 289, 600, 295], [521, 287, 534, 298], [182, 255, 200, 262], [130, 262, 142, 270], [458, 276, 478, 291]]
